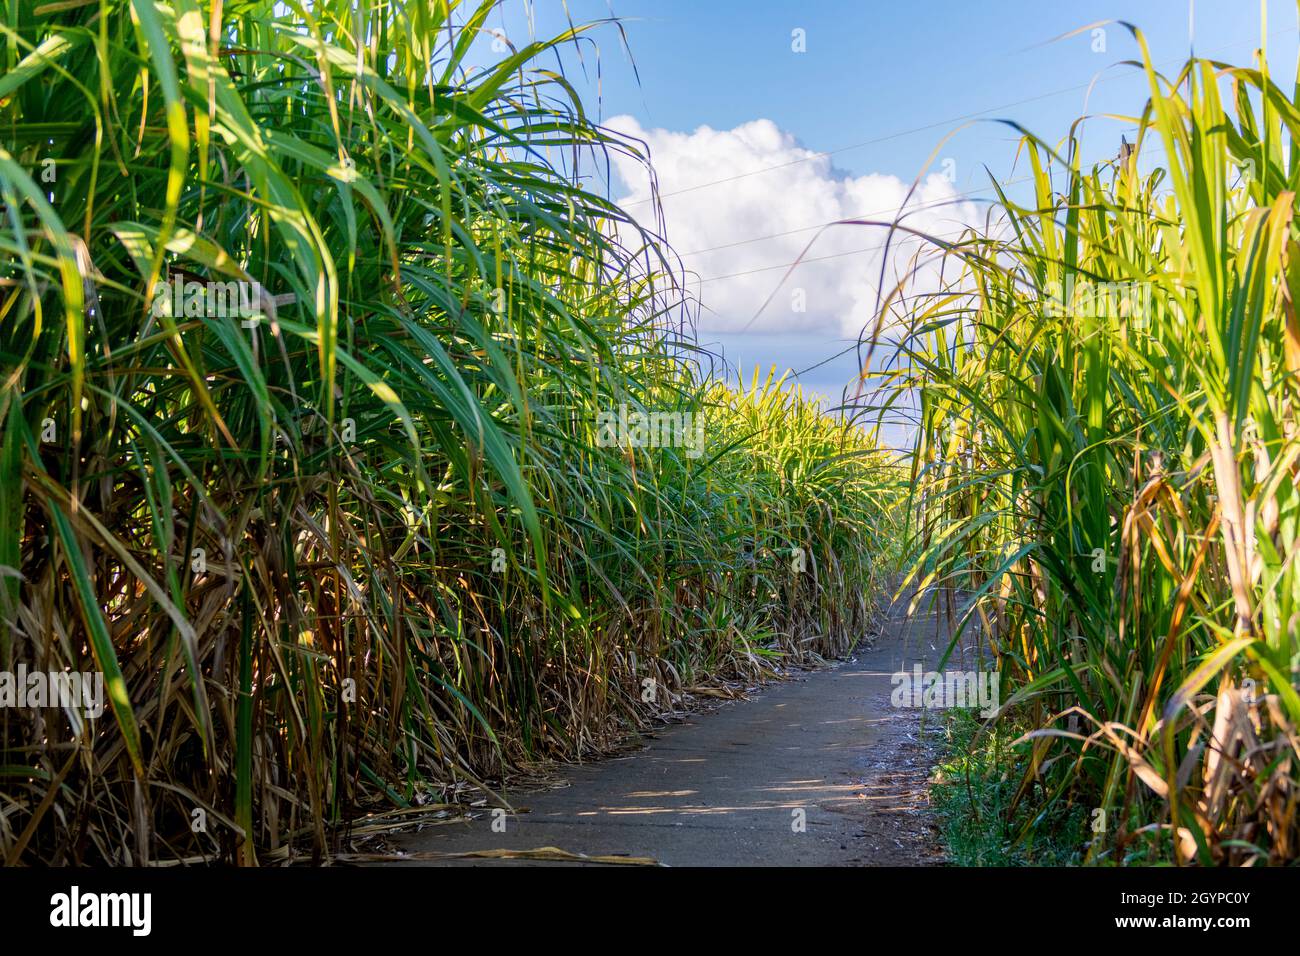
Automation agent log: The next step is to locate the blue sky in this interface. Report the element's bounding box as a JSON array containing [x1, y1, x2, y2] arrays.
[[485, 1, 1296, 444]]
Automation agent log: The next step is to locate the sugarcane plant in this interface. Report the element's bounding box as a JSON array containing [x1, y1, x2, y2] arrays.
[[0, 0, 901, 864], [883, 14, 1300, 864]]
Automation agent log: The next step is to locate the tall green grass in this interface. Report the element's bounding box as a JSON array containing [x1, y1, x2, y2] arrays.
[[0, 0, 898, 864], [884, 14, 1300, 864]]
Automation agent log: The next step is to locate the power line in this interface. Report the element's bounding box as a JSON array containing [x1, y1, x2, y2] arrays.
[[690, 137, 1181, 285], [620, 82, 1090, 208], [678, 182, 1011, 257], [695, 235, 933, 285], [670, 31, 1274, 262], [621, 25, 1294, 210], [620, 99, 1045, 209]]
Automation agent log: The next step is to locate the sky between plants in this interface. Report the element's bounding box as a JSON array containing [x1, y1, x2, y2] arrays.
[[488, 0, 1296, 446]]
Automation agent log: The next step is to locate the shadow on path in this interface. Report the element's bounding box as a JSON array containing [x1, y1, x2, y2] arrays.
[[384, 589, 969, 866]]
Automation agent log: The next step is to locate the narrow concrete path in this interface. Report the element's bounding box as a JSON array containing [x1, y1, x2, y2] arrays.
[[389, 591, 962, 866]]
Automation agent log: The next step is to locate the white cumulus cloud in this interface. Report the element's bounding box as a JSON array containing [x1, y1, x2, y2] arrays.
[[607, 116, 981, 338]]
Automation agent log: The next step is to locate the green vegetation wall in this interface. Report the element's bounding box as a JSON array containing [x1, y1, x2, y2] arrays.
[[890, 21, 1300, 865], [0, 0, 899, 864]]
